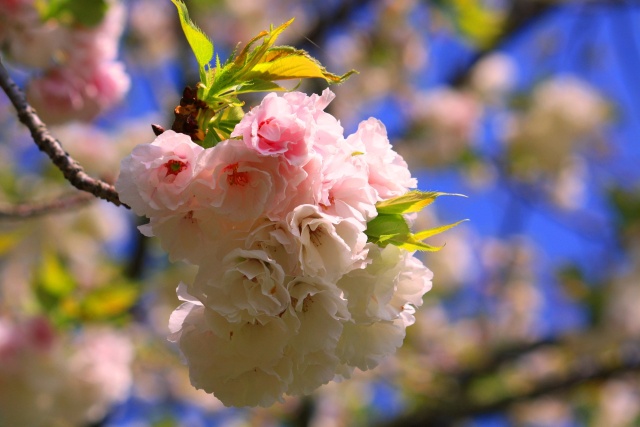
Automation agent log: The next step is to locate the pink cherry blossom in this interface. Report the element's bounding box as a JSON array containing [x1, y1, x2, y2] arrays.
[[26, 61, 130, 125], [115, 130, 204, 217], [336, 317, 407, 372], [282, 88, 345, 157], [128, 89, 438, 408], [346, 117, 417, 200], [138, 210, 220, 264], [194, 139, 294, 224], [320, 147, 378, 225], [4, 0, 129, 124], [231, 89, 345, 166], [231, 93, 310, 166], [244, 218, 300, 275]]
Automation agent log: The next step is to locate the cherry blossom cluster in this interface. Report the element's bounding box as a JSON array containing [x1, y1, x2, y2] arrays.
[[0, 0, 129, 124], [0, 316, 133, 426], [116, 89, 433, 407]]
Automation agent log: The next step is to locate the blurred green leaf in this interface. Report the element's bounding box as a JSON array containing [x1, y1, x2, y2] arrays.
[[81, 282, 139, 321], [38, 0, 108, 27], [608, 186, 640, 237], [0, 230, 25, 256], [432, 0, 505, 48], [34, 250, 76, 298]]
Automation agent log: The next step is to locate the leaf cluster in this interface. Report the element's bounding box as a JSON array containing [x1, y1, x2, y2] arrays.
[[170, 0, 356, 146], [366, 191, 467, 251]]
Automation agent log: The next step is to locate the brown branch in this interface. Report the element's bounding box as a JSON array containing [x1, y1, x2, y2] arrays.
[[463, 343, 640, 415], [454, 337, 560, 386], [0, 192, 95, 219], [0, 57, 128, 208]]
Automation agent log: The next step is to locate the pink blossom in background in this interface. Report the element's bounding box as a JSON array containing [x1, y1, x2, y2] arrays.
[[1, 0, 130, 124], [0, 317, 133, 426], [4, 20, 67, 69], [27, 61, 130, 124], [67, 0, 126, 65]]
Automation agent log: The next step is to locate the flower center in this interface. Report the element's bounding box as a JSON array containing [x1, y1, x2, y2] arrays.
[[164, 159, 187, 177], [309, 227, 325, 247], [258, 117, 282, 143], [319, 194, 335, 211], [258, 117, 274, 130], [302, 295, 314, 313], [223, 163, 250, 186]]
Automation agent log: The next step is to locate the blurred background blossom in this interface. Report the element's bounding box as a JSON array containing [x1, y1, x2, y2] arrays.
[[1, 0, 640, 426]]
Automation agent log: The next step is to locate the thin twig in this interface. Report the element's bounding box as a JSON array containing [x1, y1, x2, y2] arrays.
[[378, 342, 640, 427], [0, 193, 95, 219], [295, 0, 374, 52], [0, 58, 127, 208], [453, 337, 560, 386]]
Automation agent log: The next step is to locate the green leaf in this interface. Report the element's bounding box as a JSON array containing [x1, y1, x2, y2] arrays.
[[0, 229, 25, 256], [413, 220, 469, 240], [376, 190, 464, 215], [219, 104, 245, 123], [365, 209, 467, 252], [38, 0, 108, 27], [204, 104, 245, 145], [171, 0, 214, 76], [205, 18, 355, 104], [395, 236, 443, 252], [235, 19, 293, 69], [234, 79, 286, 94], [365, 213, 410, 243], [433, 0, 504, 48], [243, 46, 357, 83], [394, 220, 467, 252], [190, 17, 357, 146], [202, 126, 221, 149], [34, 250, 76, 298], [82, 282, 138, 321]]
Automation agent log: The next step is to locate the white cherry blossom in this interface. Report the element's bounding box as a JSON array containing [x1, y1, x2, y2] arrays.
[[192, 249, 290, 324], [287, 204, 368, 282]]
